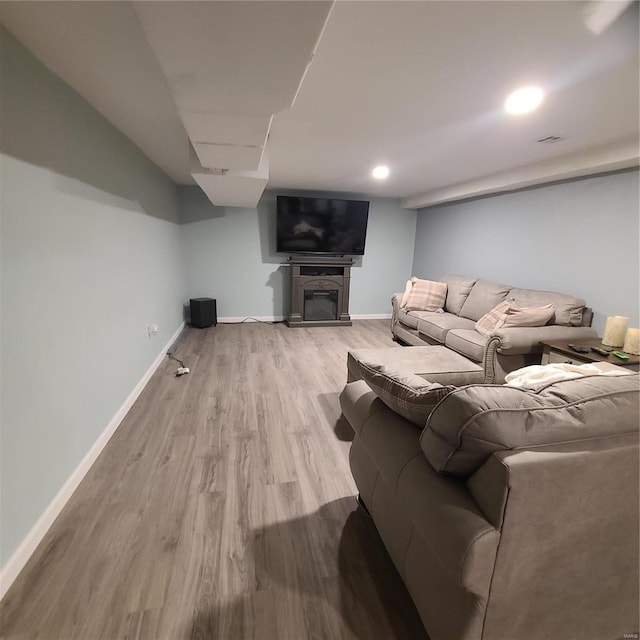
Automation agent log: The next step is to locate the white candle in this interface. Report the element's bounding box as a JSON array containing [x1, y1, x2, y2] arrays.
[[623, 328, 640, 355], [602, 316, 629, 347]]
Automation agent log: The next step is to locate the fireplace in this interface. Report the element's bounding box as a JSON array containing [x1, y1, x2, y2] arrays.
[[304, 290, 338, 321], [287, 257, 353, 327]]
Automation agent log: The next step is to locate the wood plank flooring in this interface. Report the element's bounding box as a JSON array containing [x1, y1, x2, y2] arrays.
[[0, 320, 429, 640]]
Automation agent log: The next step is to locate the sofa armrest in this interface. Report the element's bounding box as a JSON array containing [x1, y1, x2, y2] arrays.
[[489, 325, 598, 355], [467, 454, 510, 530], [475, 436, 639, 640], [397, 455, 500, 597], [339, 380, 386, 436]]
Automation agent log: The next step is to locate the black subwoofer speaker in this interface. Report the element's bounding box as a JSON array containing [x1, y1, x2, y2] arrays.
[[190, 298, 217, 328]]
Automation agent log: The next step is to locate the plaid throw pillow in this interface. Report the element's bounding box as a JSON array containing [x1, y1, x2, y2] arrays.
[[402, 278, 447, 312], [358, 361, 454, 427], [475, 299, 512, 337], [476, 300, 556, 336], [400, 279, 414, 308]]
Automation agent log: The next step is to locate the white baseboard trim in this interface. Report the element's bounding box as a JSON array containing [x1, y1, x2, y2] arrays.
[[351, 314, 392, 320], [218, 316, 286, 323], [0, 322, 185, 601]]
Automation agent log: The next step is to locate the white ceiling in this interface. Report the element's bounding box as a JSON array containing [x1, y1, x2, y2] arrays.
[[1, 1, 638, 209]]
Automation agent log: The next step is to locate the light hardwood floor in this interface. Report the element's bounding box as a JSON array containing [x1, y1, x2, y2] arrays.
[[1, 320, 429, 640]]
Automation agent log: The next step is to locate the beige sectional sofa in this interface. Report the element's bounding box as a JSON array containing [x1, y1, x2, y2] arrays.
[[391, 275, 597, 382], [340, 372, 640, 640]]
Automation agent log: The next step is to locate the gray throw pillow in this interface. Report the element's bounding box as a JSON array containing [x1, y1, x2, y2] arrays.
[[501, 302, 555, 328]]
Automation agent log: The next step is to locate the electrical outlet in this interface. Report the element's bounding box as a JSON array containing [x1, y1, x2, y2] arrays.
[[147, 324, 159, 337]]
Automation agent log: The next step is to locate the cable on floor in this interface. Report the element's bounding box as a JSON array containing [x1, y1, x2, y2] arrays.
[[220, 318, 286, 325], [167, 352, 185, 367]]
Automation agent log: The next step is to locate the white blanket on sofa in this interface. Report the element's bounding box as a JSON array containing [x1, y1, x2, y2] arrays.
[[505, 362, 632, 388]]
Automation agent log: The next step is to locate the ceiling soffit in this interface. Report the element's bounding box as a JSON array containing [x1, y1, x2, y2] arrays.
[[192, 152, 270, 210], [402, 137, 639, 210], [133, 1, 333, 207]]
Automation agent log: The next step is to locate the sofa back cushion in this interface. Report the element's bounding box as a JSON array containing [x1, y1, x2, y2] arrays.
[[508, 287, 586, 326], [459, 280, 511, 321], [420, 373, 640, 476], [445, 329, 487, 362], [439, 275, 478, 315]]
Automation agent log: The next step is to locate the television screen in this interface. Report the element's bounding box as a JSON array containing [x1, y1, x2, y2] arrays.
[[276, 196, 369, 255]]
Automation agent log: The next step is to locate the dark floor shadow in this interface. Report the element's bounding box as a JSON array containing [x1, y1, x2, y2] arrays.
[[184, 497, 429, 640], [336, 506, 430, 640], [316, 391, 347, 428], [334, 413, 355, 442]]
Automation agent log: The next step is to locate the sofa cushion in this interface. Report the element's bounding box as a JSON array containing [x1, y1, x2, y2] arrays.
[[421, 373, 640, 476], [417, 313, 477, 343], [508, 288, 586, 326], [398, 309, 442, 330], [445, 329, 487, 362], [403, 278, 447, 312], [439, 275, 478, 315], [358, 361, 453, 427], [459, 280, 511, 321]]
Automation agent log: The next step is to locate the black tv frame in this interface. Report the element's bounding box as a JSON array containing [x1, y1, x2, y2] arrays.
[[276, 195, 369, 256]]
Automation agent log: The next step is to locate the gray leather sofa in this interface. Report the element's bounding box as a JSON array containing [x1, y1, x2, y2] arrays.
[[340, 373, 640, 640], [391, 275, 597, 382]]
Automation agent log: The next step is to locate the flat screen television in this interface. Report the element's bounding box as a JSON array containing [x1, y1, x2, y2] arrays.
[[276, 196, 369, 255]]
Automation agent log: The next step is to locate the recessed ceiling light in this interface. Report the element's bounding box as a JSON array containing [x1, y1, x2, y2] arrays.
[[372, 165, 389, 179], [504, 86, 544, 115]]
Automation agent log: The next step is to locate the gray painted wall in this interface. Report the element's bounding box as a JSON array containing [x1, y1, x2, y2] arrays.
[[412, 170, 640, 333], [0, 30, 186, 564], [180, 188, 417, 318]]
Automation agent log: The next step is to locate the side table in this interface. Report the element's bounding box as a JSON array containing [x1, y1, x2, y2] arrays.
[[540, 338, 640, 372]]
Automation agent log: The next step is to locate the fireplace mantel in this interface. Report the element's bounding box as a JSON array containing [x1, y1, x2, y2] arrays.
[[286, 257, 353, 327]]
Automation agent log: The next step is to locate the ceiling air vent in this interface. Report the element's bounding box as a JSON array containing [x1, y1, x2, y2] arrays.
[[537, 135, 564, 144]]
